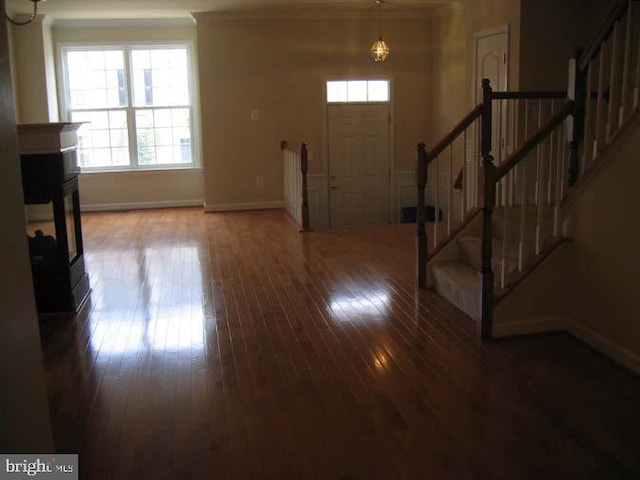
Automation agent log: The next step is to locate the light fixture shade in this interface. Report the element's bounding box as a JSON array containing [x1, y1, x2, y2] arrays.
[[371, 37, 390, 62]]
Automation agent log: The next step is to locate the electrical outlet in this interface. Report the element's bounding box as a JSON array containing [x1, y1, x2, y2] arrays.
[[251, 110, 260, 120], [256, 176, 264, 187]]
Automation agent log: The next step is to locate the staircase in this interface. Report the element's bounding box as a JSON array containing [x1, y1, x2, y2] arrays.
[[430, 206, 555, 322], [417, 0, 640, 340]]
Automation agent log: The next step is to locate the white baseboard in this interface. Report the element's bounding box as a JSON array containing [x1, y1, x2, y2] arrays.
[[492, 317, 568, 338], [204, 200, 283, 212], [493, 316, 640, 374], [81, 199, 204, 212], [567, 321, 640, 375]]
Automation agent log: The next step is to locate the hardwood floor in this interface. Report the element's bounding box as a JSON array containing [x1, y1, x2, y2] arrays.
[[39, 208, 640, 479]]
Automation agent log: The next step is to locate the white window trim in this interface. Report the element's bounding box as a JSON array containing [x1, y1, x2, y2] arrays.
[[57, 41, 201, 172], [326, 78, 391, 104]]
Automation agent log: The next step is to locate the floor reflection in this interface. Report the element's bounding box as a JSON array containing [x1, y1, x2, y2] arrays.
[[328, 287, 390, 322], [84, 244, 206, 360]]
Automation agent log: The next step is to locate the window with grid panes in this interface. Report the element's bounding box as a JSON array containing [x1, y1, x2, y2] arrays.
[[60, 45, 195, 170]]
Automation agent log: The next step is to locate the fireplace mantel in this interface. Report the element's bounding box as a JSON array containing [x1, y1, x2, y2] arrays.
[[17, 122, 84, 155]]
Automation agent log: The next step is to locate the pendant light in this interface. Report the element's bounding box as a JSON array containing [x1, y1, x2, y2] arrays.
[[371, 0, 390, 62], [6, 0, 45, 26]]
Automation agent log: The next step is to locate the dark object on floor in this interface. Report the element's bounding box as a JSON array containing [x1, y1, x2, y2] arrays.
[[401, 206, 442, 223]]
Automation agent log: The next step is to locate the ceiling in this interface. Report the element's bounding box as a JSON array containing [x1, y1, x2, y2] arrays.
[[5, 0, 451, 20]]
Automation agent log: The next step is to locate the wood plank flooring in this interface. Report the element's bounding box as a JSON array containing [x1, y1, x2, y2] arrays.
[[39, 208, 640, 479]]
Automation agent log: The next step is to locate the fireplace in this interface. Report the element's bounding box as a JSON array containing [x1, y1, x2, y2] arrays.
[[18, 123, 90, 316]]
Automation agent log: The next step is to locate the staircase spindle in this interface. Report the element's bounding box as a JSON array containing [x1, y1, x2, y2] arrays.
[[434, 156, 440, 246], [607, 20, 622, 141], [462, 130, 468, 218], [501, 199, 509, 289], [553, 123, 564, 236], [547, 100, 557, 205], [594, 41, 607, 157], [480, 78, 494, 340], [534, 99, 542, 206], [619, 1, 633, 124], [301, 143, 310, 232], [583, 61, 595, 168], [448, 145, 453, 235], [634, 12, 640, 108], [417, 143, 428, 289]]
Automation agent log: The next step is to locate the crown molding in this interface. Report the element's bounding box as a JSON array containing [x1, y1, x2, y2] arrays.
[[192, 4, 438, 22], [51, 16, 196, 28]]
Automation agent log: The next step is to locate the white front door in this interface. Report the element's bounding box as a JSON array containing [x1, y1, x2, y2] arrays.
[[328, 104, 390, 228]]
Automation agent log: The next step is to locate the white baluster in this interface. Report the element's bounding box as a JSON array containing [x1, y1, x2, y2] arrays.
[[620, 1, 633, 124], [594, 42, 607, 158], [607, 20, 621, 141]]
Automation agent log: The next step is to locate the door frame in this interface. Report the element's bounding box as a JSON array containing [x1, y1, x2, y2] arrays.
[[472, 24, 510, 103], [321, 77, 395, 228]]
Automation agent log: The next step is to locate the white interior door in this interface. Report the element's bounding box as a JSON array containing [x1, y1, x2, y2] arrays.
[[328, 104, 390, 228], [471, 28, 509, 207]]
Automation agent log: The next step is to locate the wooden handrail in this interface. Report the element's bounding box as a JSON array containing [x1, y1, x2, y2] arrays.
[[490, 91, 566, 100], [496, 100, 575, 181], [280, 140, 296, 153], [579, 0, 633, 71], [426, 104, 483, 162]]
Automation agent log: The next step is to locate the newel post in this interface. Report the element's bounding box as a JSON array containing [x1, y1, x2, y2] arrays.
[[416, 143, 428, 289], [567, 47, 585, 186], [301, 143, 310, 232], [480, 79, 495, 340]]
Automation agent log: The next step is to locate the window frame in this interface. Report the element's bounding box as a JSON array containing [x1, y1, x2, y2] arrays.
[[57, 41, 200, 172], [325, 79, 391, 104]]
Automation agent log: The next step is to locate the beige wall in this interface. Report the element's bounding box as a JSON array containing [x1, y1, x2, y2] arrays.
[[10, 21, 205, 210], [48, 22, 205, 208], [563, 118, 640, 363], [494, 118, 640, 370], [429, 0, 521, 141], [195, 13, 432, 209], [9, 18, 53, 123], [0, 0, 54, 451]]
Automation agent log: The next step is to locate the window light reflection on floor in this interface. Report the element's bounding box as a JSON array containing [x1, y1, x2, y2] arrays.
[[85, 245, 206, 359], [329, 290, 390, 321]]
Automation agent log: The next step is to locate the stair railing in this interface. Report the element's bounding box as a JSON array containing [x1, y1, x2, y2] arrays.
[[482, 99, 575, 338], [416, 104, 483, 288], [419, 0, 640, 340], [574, 0, 640, 182], [416, 81, 567, 290], [281, 141, 310, 231]]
